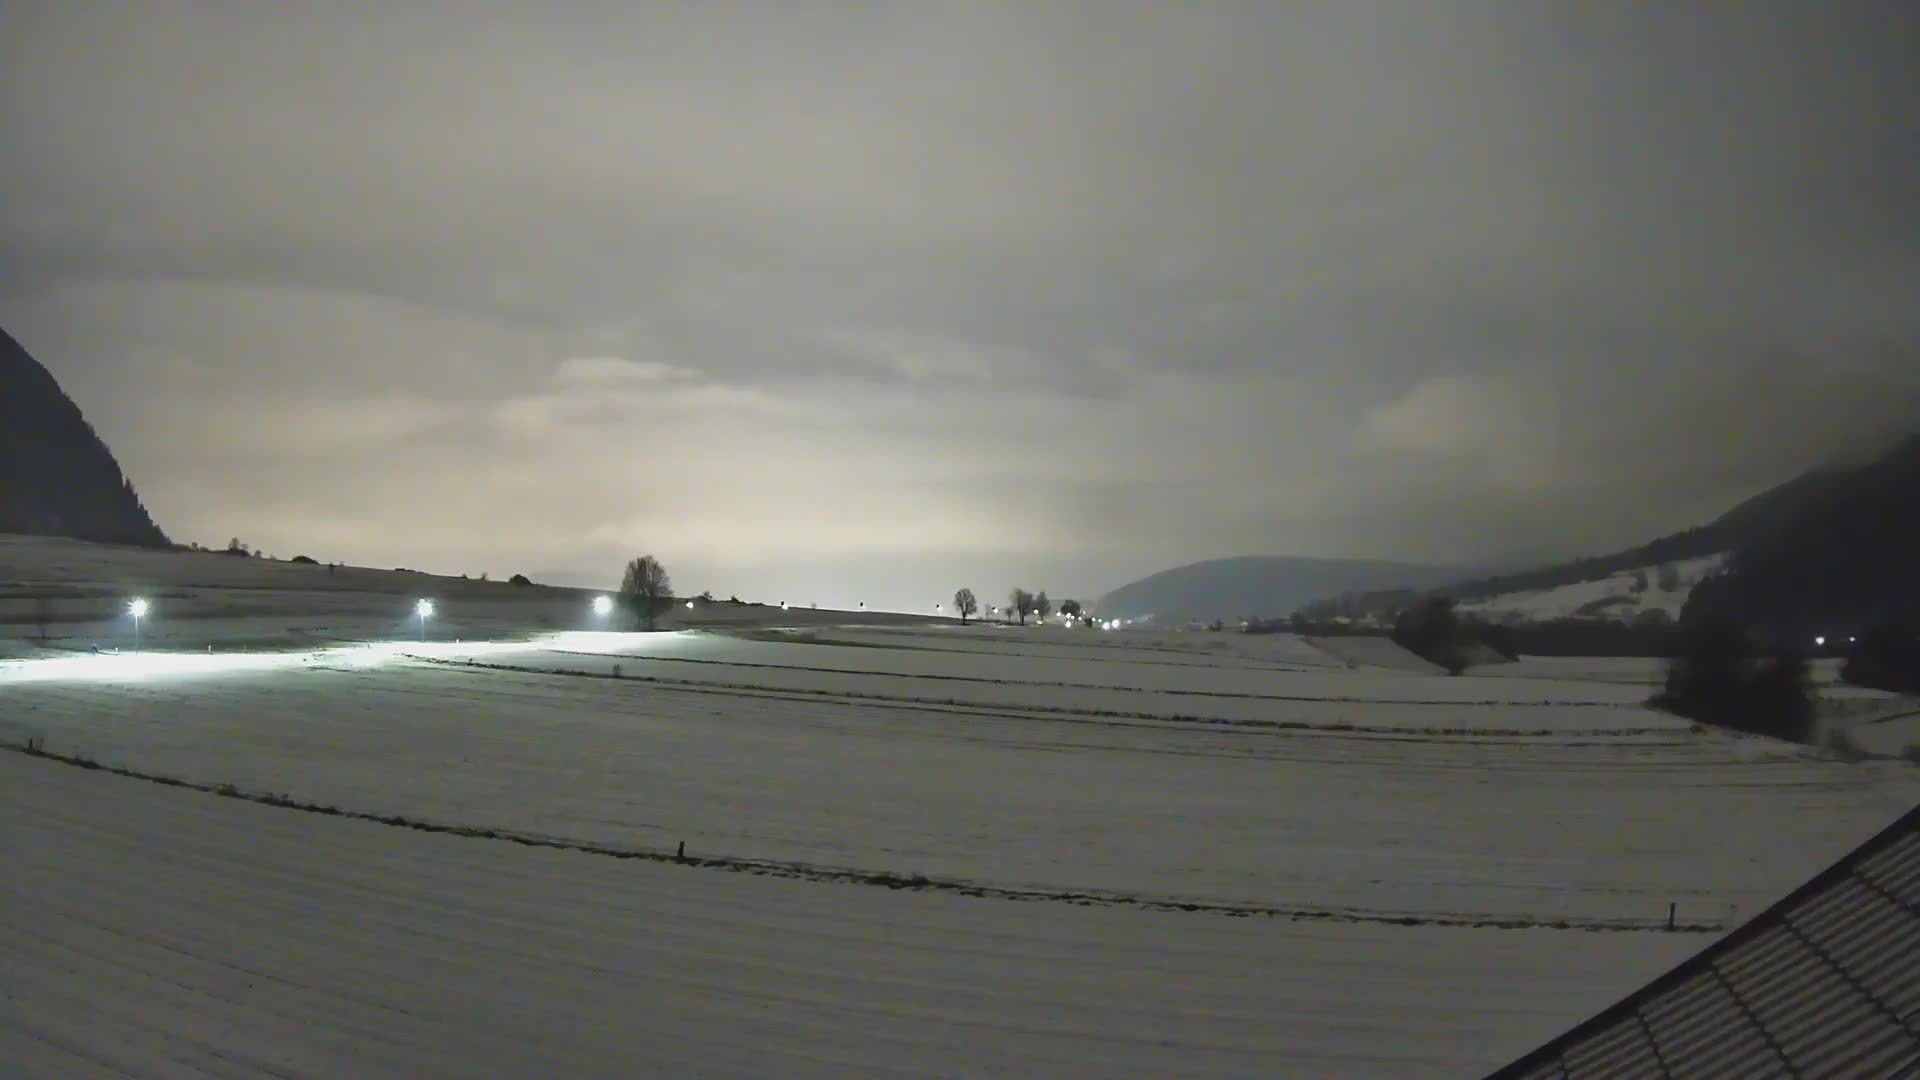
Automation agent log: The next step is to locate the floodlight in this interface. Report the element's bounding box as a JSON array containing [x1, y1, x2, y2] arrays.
[[416, 599, 435, 618], [128, 597, 150, 649], [687, 599, 695, 609], [592, 596, 613, 616], [1814, 635, 1826, 647]]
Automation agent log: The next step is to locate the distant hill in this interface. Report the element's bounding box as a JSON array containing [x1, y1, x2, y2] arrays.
[[0, 325, 169, 547], [1096, 556, 1483, 623]]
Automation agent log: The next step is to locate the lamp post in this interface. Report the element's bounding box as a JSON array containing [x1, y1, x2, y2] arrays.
[[592, 595, 613, 618], [416, 598, 434, 641], [129, 597, 149, 649]]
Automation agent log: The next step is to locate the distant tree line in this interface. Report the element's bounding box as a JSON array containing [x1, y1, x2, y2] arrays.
[[947, 586, 1087, 626]]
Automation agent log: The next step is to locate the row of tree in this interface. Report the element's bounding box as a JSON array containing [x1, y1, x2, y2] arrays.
[[950, 587, 1086, 626], [614, 557, 1103, 634]]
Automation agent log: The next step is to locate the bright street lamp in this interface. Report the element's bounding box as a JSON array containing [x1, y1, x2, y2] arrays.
[[415, 598, 434, 640], [128, 597, 149, 648], [592, 595, 613, 617]]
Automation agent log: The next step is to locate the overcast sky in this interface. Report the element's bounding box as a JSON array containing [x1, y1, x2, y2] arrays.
[[3, 3, 1916, 608]]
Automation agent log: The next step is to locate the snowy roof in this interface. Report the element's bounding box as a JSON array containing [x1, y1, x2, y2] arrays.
[[1490, 803, 1920, 1078]]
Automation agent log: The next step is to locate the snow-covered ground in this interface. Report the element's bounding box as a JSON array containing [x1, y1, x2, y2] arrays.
[[1457, 553, 1726, 624], [3, 535, 1918, 1076], [3, 752, 1700, 1079]]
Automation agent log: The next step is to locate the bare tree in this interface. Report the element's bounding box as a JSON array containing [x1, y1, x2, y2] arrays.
[[621, 555, 673, 631], [1008, 587, 1036, 625], [1035, 591, 1053, 620], [953, 587, 978, 624]]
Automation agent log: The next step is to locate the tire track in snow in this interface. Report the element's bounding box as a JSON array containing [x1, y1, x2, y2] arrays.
[[405, 653, 1675, 740], [544, 648, 1637, 709], [4, 742, 1726, 935]]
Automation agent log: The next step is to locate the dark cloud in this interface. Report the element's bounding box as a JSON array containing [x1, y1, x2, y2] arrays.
[[2, 3, 1915, 604]]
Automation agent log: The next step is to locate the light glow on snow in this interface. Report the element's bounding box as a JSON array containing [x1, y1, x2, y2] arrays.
[[0, 637, 554, 686]]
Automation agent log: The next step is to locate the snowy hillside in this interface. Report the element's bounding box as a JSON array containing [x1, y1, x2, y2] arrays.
[[1457, 554, 1726, 624]]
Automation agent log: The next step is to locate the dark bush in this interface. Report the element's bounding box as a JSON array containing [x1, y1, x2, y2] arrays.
[[289, 554, 318, 565], [1392, 597, 1470, 675], [1650, 618, 1814, 743], [1841, 612, 1920, 693], [1656, 562, 1682, 592], [509, 573, 533, 586]]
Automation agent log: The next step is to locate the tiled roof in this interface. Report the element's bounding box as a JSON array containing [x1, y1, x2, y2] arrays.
[[1489, 804, 1920, 1079]]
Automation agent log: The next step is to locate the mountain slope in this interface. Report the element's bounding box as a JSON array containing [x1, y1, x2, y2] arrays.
[[1096, 556, 1480, 623], [0, 325, 169, 547], [1682, 433, 1920, 636], [1306, 432, 1919, 634], [1418, 436, 1915, 607]]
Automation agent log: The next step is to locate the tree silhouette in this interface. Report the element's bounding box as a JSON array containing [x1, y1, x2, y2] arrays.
[[620, 555, 673, 631], [952, 588, 978, 624], [1008, 588, 1035, 625]]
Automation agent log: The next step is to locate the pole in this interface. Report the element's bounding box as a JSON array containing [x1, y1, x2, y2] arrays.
[[133, 614, 141, 650]]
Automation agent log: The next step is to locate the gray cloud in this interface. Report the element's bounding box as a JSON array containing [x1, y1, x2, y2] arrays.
[[2, 3, 1916, 605]]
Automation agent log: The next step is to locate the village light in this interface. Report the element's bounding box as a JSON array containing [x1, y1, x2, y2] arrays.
[[415, 598, 434, 640], [592, 595, 613, 617], [128, 597, 150, 648]]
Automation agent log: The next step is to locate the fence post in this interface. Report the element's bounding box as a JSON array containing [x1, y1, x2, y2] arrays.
[[1668, 902, 1676, 930]]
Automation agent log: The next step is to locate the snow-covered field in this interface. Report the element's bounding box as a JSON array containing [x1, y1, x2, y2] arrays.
[[3, 752, 1699, 1079], [4, 535, 1918, 1076]]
